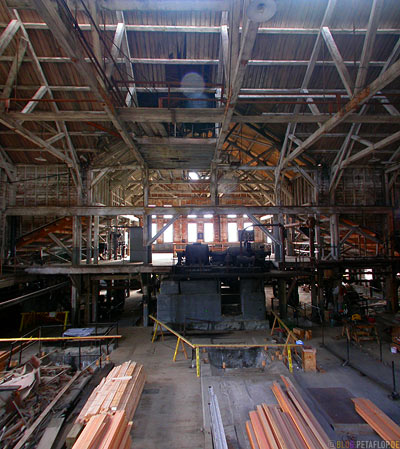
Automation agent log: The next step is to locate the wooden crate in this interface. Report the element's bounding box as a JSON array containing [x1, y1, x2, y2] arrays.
[[302, 348, 317, 372]]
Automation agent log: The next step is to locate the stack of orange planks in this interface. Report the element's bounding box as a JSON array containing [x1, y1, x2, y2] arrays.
[[76, 361, 145, 425], [246, 375, 330, 449], [352, 398, 400, 443], [72, 411, 132, 449]]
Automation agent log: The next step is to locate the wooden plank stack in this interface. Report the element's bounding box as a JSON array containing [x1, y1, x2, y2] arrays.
[[352, 398, 400, 443], [76, 361, 145, 424], [246, 375, 331, 449], [72, 411, 132, 449]]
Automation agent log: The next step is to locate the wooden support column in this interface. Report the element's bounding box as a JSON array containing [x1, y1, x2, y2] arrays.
[[385, 269, 398, 313], [92, 279, 99, 322], [143, 168, 149, 207], [278, 278, 287, 319], [330, 214, 340, 260], [311, 274, 318, 319], [272, 214, 284, 262], [143, 214, 152, 263], [83, 275, 90, 324], [315, 214, 323, 260], [72, 216, 82, 266], [210, 166, 219, 205], [70, 275, 81, 325], [106, 218, 112, 260], [86, 215, 92, 264], [317, 269, 324, 319], [286, 216, 295, 257], [93, 215, 99, 264], [141, 273, 151, 326]]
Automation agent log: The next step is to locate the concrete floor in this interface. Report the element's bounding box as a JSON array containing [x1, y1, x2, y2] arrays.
[[109, 326, 204, 449], [105, 293, 400, 449]]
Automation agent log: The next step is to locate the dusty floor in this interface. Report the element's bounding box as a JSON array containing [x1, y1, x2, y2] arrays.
[[105, 292, 400, 449], [110, 326, 204, 449]]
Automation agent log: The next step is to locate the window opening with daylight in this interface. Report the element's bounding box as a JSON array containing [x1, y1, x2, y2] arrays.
[[163, 224, 173, 243], [152, 223, 158, 243], [204, 223, 214, 242], [228, 222, 238, 242], [188, 223, 197, 242], [243, 222, 253, 231]]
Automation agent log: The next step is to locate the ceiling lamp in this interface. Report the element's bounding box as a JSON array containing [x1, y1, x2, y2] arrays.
[[34, 150, 46, 162], [246, 0, 277, 22]]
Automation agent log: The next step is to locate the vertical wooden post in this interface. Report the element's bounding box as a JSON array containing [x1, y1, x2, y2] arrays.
[[330, 214, 340, 260], [210, 166, 219, 206], [93, 215, 99, 264], [86, 215, 92, 264], [278, 279, 287, 319], [72, 216, 82, 266], [92, 279, 99, 322], [143, 168, 149, 207]]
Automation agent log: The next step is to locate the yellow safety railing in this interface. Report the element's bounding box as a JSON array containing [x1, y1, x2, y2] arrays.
[[149, 315, 300, 376]]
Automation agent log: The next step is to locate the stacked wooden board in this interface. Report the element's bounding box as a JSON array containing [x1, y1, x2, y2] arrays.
[[76, 361, 145, 424], [246, 375, 331, 449], [72, 411, 132, 449], [352, 398, 400, 443]]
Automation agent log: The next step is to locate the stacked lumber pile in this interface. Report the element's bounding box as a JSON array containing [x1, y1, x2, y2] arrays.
[[72, 411, 132, 449], [76, 361, 145, 424], [246, 375, 330, 449], [352, 398, 400, 443]]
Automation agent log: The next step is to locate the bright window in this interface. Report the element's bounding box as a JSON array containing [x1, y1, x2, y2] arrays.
[[152, 223, 158, 243], [228, 222, 238, 242], [163, 224, 173, 243], [204, 223, 214, 242], [188, 223, 197, 242], [244, 221, 253, 231]]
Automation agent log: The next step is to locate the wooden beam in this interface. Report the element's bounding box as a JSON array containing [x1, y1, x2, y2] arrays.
[[321, 27, 353, 97], [5, 205, 393, 217], [146, 215, 179, 245], [20, 85, 47, 114], [1, 20, 399, 35], [341, 131, 400, 167], [48, 232, 72, 256], [0, 148, 16, 182], [355, 0, 383, 94], [0, 38, 27, 110], [0, 115, 73, 164], [31, 0, 146, 168], [0, 19, 20, 57], [7, 0, 231, 10], [213, 17, 260, 162], [4, 109, 400, 124], [283, 55, 400, 166]]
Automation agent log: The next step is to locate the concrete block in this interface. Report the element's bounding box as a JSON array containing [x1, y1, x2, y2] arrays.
[[156, 294, 178, 323], [160, 280, 179, 295], [180, 280, 218, 294], [177, 294, 221, 323]]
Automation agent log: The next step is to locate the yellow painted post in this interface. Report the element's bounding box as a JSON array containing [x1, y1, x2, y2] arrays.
[[151, 322, 159, 343], [196, 347, 200, 377], [270, 316, 277, 335], [287, 347, 293, 373], [63, 311, 69, 331], [19, 313, 26, 332], [173, 338, 180, 362]]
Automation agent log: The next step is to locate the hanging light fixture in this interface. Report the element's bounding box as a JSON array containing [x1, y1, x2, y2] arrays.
[[34, 150, 46, 162], [246, 0, 277, 22]]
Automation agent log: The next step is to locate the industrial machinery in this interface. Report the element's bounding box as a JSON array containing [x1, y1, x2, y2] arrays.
[[176, 241, 272, 268], [158, 238, 273, 329]]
